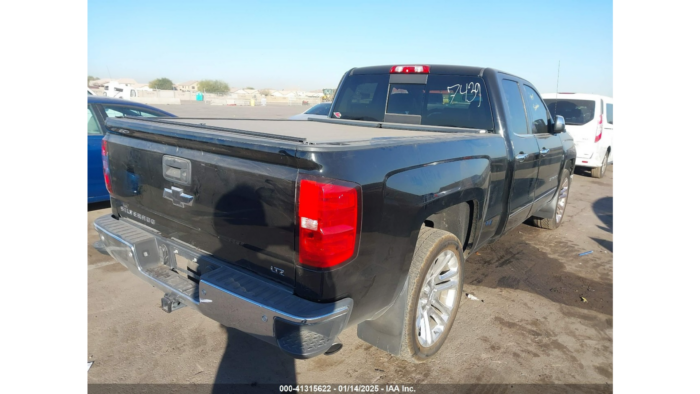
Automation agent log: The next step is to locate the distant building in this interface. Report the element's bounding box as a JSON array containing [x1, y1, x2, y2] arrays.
[[176, 81, 199, 92], [231, 88, 259, 96], [270, 90, 322, 98], [131, 83, 152, 91], [272, 90, 298, 98]]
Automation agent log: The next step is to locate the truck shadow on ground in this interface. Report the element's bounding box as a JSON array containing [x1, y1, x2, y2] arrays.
[[212, 326, 297, 390], [210, 184, 299, 388], [464, 227, 612, 316], [590, 196, 613, 252]]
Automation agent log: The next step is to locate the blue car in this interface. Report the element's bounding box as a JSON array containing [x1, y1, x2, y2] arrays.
[[88, 96, 175, 203]]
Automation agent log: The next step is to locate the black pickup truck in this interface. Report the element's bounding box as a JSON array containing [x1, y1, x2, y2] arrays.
[[94, 65, 575, 362]]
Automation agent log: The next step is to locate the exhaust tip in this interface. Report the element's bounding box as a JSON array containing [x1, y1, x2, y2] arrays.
[[324, 342, 343, 356]]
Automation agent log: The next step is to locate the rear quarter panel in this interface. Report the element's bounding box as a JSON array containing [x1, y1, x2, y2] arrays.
[[294, 134, 507, 325]]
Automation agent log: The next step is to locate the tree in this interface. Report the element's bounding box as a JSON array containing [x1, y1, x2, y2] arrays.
[[199, 80, 230, 94], [149, 77, 174, 90], [87, 75, 99, 85], [245, 86, 254, 90], [259, 89, 271, 96]]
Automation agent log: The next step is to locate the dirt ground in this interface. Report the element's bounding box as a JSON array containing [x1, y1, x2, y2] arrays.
[[87, 103, 612, 387]]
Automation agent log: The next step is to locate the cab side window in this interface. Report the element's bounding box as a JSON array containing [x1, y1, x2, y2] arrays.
[[501, 80, 529, 135], [522, 86, 550, 134]]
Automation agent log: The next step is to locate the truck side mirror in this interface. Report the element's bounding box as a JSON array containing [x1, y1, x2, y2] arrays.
[[553, 115, 566, 133]]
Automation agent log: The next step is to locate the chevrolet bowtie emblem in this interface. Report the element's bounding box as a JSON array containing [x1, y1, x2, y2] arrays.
[[163, 186, 194, 207]]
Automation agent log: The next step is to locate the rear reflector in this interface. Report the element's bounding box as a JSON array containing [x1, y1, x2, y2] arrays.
[[101, 140, 113, 194], [390, 65, 430, 74], [298, 178, 360, 268]]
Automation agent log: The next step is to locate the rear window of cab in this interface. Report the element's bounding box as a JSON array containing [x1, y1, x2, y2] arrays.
[[331, 74, 494, 130]]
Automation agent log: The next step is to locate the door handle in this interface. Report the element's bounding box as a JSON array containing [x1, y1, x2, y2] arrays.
[[515, 153, 529, 162], [540, 147, 550, 155]]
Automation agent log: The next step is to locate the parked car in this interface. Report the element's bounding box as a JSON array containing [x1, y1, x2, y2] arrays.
[[88, 96, 175, 203], [542, 93, 613, 178], [94, 65, 575, 362], [288, 102, 331, 120]]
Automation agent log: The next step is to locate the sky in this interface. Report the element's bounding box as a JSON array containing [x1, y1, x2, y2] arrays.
[[88, 0, 612, 96]]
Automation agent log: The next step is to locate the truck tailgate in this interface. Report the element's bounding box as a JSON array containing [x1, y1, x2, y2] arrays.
[[105, 128, 299, 287]]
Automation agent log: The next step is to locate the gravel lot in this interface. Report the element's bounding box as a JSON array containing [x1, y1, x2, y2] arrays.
[[88, 103, 612, 386]]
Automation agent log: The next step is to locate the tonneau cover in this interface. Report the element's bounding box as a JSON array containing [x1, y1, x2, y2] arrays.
[[150, 118, 463, 144]]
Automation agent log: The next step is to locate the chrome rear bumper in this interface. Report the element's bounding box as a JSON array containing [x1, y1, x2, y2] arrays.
[[93, 214, 353, 359]]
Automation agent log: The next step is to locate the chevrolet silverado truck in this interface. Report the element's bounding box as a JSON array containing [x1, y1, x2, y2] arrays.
[[94, 65, 575, 362]]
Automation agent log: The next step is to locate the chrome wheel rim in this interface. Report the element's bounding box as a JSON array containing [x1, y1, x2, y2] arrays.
[[416, 250, 460, 348], [555, 177, 569, 223]]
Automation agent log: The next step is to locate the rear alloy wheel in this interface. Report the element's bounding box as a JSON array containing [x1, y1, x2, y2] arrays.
[[591, 152, 609, 178], [533, 168, 571, 230], [398, 227, 464, 363], [416, 249, 460, 348], [555, 176, 570, 224]]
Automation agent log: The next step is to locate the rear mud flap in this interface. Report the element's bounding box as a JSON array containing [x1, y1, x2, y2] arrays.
[[532, 173, 573, 219], [356, 278, 409, 355]]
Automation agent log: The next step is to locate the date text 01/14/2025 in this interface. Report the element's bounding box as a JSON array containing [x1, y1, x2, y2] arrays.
[[280, 385, 416, 393]]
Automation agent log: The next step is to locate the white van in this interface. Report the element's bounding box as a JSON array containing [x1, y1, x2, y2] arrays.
[[542, 93, 613, 178]]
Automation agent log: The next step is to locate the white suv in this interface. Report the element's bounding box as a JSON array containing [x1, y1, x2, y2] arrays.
[[542, 93, 613, 178]]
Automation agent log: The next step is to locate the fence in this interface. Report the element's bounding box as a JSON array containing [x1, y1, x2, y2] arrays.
[[208, 96, 322, 106]]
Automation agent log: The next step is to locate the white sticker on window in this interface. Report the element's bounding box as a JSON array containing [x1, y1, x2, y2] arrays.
[[446, 83, 482, 107]]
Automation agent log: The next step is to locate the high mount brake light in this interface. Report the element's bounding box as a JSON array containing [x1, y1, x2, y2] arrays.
[[390, 65, 430, 74]]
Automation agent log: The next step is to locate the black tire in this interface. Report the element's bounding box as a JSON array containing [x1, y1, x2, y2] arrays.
[[533, 168, 571, 230], [591, 151, 609, 178], [398, 227, 464, 363]]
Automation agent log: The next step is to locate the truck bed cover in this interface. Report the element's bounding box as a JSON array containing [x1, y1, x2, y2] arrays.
[[112, 117, 476, 145]]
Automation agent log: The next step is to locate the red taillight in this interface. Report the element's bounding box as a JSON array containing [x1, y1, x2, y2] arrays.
[[594, 114, 603, 143], [101, 139, 113, 194], [298, 178, 360, 268], [390, 65, 430, 74]]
